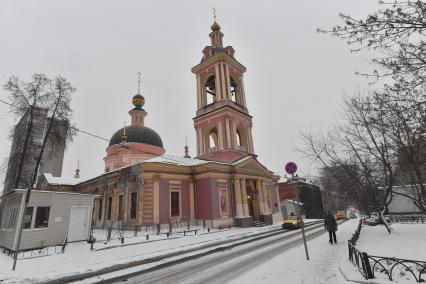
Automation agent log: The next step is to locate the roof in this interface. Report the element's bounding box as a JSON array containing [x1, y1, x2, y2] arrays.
[[42, 173, 83, 186], [143, 154, 257, 167], [109, 125, 163, 148], [143, 155, 211, 166], [1, 188, 99, 198]]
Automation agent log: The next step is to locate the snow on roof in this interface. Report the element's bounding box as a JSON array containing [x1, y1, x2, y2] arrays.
[[231, 155, 252, 165], [43, 173, 87, 185], [143, 155, 212, 166], [144, 154, 256, 167]]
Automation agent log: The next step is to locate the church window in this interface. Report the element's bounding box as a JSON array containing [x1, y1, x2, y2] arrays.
[[107, 197, 112, 220], [130, 192, 137, 219], [204, 76, 216, 105], [118, 195, 124, 220], [170, 191, 180, 217], [98, 199, 103, 220]]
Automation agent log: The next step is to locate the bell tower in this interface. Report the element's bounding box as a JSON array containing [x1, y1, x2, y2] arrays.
[[192, 16, 255, 162]]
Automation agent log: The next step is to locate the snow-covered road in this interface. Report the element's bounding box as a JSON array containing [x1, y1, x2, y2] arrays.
[[108, 220, 357, 284]]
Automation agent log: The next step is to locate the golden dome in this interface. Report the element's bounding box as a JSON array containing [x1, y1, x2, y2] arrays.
[[211, 21, 221, 31], [132, 94, 145, 108]]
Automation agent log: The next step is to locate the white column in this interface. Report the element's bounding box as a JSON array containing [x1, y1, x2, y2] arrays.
[[241, 178, 249, 217], [153, 175, 160, 224], [215, 64, 222, 100], [196, 74, 202, 109], [247, 127, 254, 153], [217, 121, 224, 150], [232, 120, 238, 149], [234, 178, 243, 218], [225, 118, 231, 148], [225, 65, 232, 100], [196, 128, 201, 156], [220, 62, 227, 100], [256, 180, 265, 215], [240, 75, 247, 107], [262, 181, 270, 214]]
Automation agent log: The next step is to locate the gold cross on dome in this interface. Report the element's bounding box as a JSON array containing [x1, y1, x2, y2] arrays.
[[212, 7, 216, 22], [137, 72, 142, 94]]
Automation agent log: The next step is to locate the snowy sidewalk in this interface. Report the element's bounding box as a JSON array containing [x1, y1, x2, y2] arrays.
[[1, 222, 315, 284], [231, 219, 359, 284]]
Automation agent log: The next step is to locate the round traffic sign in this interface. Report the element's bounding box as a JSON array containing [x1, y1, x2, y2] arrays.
[[285, 162, 298, 175]]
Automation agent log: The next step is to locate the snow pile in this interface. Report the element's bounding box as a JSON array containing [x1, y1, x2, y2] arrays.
[[355, 223, 426, 283]]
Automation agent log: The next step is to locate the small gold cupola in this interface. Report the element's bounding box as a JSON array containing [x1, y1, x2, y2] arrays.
[[132, 72, 145, 109]]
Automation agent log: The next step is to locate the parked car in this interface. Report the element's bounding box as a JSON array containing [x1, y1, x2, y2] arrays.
[[363, 216, 378, 226], [336, 211, 349, 220], [282, 215, 302, 229]]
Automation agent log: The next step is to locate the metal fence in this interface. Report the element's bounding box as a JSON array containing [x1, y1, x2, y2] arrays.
[[387, 215, 426, 224], [94, 219, 223, 243], [348, 219, 426, 282]]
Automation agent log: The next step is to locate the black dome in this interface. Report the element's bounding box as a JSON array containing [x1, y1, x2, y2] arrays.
[[109, 126, 163, 148]]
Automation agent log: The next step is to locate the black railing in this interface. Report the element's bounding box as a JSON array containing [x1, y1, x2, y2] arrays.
[[348, 242, 374, 279], [348, 219, 426, 282], [348, 219, 363, 245], [387, 215, 425, 224], [367, 255, 426, 282]]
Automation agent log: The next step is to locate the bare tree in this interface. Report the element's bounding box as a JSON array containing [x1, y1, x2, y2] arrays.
[[319, 0, 426, 98], [3, 74, 76, 270]]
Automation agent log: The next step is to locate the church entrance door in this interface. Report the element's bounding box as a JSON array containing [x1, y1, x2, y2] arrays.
[[246, 184, 260, 221]]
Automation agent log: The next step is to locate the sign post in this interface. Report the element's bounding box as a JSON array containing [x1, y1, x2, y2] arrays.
[[285, 162, 309, 261]]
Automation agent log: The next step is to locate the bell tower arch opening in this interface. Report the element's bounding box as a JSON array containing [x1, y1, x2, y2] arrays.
[[204, 76, 216, 105], [230, 77, 241, 104], [235, 126, 249, 151], [207, 127, 218, 152]]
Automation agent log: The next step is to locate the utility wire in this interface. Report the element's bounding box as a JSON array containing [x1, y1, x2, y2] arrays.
[[0, 99, 110, 142]]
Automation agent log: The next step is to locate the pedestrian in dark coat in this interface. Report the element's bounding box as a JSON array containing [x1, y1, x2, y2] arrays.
[[325, 212, 338, 244]]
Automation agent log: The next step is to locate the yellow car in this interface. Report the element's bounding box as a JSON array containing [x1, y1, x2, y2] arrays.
[[282, 216, 302, 229], [336, 211, 348, 220]]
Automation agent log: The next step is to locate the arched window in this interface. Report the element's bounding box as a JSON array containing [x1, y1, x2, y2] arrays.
[[208, 128, 218, 151], [236, 129, 242, 146], [230, 77, 239, 104], [235, 127, 248, 151], [205, 76, 216, 105]]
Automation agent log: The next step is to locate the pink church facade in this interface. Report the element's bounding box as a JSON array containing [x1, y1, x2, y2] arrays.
[[39, 19, 283, 228]]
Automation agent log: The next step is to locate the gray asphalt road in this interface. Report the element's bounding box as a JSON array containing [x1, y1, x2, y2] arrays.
[[108, 224, 328, 284]]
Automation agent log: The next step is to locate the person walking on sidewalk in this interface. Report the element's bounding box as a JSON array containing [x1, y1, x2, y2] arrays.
[[325, 212, 338, 244]]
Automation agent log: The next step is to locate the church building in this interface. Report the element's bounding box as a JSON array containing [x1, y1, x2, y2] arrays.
[[38, 19, 282, 228]]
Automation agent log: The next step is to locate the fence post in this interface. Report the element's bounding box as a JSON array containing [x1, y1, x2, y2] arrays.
[[156, 224, 160, 235], [348, 241, 352, 261], [169, 221, 172, 234], [362, 252, 374, 279], [203, 219, 206, 229]]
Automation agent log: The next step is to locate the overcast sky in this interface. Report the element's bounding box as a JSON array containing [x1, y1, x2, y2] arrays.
[[0, 0, 381, 190]]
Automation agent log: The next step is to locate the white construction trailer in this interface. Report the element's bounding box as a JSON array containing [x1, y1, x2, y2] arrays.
[[0, 189, 97, 252]]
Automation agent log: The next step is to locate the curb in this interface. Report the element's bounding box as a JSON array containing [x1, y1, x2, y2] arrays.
[[38, 220, 324, 284]]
